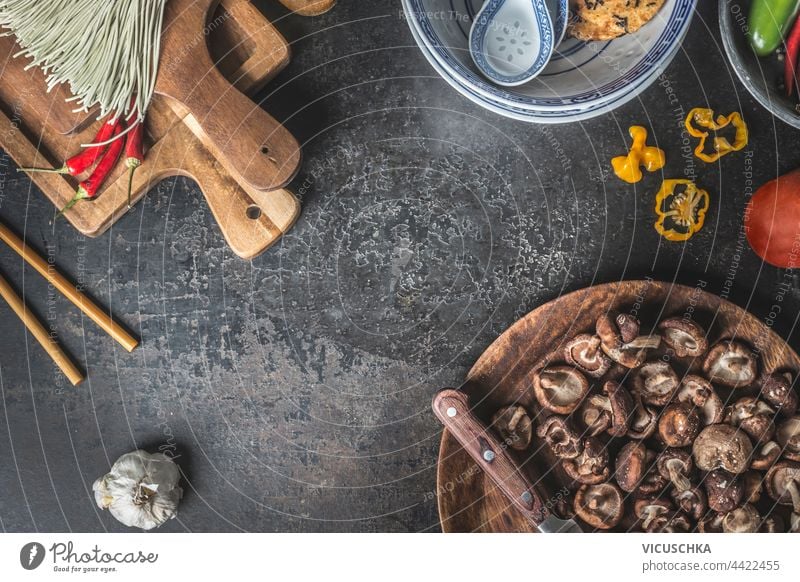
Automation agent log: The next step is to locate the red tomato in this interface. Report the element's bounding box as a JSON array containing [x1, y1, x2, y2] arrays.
[[745, 169, 800, 268]]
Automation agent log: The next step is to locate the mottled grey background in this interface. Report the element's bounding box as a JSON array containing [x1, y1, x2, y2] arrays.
[[1, 0, 799, 532]]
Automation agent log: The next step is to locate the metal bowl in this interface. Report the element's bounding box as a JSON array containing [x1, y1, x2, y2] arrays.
[[719, 0, 800, 129]]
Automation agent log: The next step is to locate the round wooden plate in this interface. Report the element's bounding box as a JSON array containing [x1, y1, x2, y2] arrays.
[[436, 280, 800, 533]]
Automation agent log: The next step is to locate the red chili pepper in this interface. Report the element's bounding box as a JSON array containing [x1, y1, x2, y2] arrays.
[[18, 118, 121, 176], [124, 121, 145, 208], [58, 121, 126, 215], [785, 16, 800, 97]]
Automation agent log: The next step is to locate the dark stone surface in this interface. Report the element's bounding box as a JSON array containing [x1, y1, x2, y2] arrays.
[[1, 0, 799, 532]]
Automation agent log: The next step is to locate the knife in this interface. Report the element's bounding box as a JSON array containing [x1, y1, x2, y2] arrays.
[[432, 388, 582, 533]]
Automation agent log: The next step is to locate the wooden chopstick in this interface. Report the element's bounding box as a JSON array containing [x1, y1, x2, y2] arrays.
[[0, 273, 84, 386], [0, 221, 139, 352]]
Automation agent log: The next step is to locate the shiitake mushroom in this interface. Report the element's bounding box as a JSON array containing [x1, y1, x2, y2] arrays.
[[532, 365, 589, 415], [761, 372, 799, 417], [671, 487, 707, 521], [765, 461, 800, 515], [564, 334, 612, 378], [693, 424, 753, 474], [536, 416, 582, 460], [751, 441, 782, 471], [633, 498, 691, 532], [704, 470, 744, 513], [776, 416, 800, 462], [676, 375, 724, 426], [743, 470, 764, 505], [563, 437, 610, 485], [637, 450, 670, 496], [615, 441, 648, 493], [657, 449, 693, 492], [725, 397, 776, 444], [658, 403, 701, 448], [722, 504, 761, 533], [632, 361, 680, 407], [596, 312, 660, 368], [703, 340, 758, 388], [578, 381, 633, 437], [633, 497, 672, 530], [573, 482, 624, 530], [490, 405, 533, 450], [579, 395, 614, 437], [614, 445, 667, 496], [627, 394, 658, 440], [658, 317, 708, 358]]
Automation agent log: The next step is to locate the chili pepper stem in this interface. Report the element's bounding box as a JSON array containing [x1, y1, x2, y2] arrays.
[[126, 164, 139, 209], [56, 187, 90, 218], [18, 116, 121, 178], [17, 165, 69, 174]]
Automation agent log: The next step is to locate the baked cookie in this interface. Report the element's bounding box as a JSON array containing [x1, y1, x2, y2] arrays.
[[567, 0, 666, 41]]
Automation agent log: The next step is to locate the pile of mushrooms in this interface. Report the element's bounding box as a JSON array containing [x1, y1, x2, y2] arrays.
[[502, 311, 800, 532]]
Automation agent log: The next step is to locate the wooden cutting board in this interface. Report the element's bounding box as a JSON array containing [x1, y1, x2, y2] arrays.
[[436, 280, 800, 532], [0, 0, 334, 259]]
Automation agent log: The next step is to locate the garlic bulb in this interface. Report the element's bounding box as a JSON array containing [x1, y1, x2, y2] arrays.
[[93, 450, 183, 531]]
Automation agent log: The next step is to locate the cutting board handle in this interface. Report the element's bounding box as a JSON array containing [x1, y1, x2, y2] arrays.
[[157, 0, 301, 192], [278, 0, 337, 15], [432, 389, 550, 528]]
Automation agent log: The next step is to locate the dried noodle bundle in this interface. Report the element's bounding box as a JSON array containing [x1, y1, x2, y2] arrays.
[[0, 0, 167, 140]]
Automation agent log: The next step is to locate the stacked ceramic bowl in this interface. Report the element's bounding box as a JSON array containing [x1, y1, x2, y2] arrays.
[[403, 0, 697, 123]]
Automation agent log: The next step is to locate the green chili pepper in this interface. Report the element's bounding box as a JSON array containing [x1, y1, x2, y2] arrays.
[[748, 0, 800, 56]]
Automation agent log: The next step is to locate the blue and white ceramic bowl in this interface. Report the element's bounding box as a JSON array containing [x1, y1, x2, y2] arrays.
[[403, 0, 697, 121], [406, 15, 596, 121], [407, 14, 670, 122]]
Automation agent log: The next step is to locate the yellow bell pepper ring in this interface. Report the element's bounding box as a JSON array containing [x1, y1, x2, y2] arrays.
[[654, 179, 710, 242], [611, 126, 666, 184], [685, 108, 749, 163]]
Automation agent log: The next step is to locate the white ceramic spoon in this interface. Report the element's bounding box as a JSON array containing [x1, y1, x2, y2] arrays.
[[469, 0, 555, 86]]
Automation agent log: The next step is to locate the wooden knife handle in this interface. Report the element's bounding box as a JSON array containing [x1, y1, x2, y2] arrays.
[[432, 389, 550, 528]]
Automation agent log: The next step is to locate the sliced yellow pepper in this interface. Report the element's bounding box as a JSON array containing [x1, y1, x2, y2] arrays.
[[685, 108, 749, 163], [654, 179, 710, 242], [611, 126, 666, 183]]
